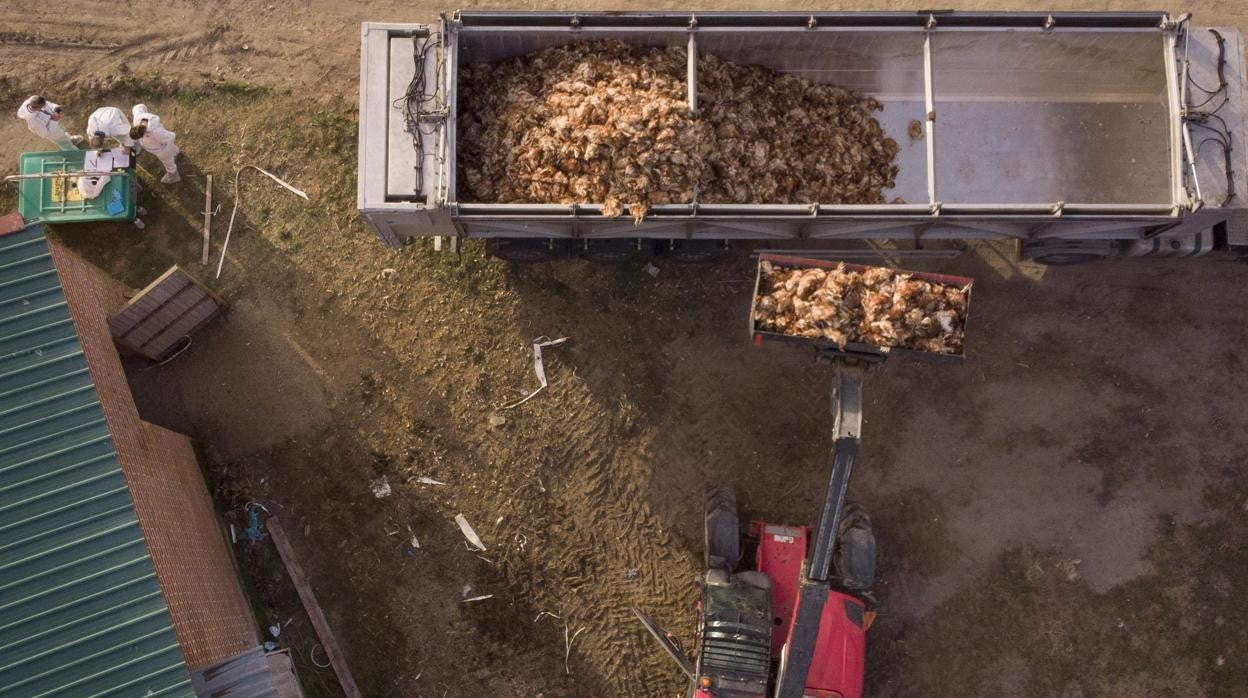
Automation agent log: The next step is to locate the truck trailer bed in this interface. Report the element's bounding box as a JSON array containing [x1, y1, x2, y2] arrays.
[[359, 11, 1247, 261]]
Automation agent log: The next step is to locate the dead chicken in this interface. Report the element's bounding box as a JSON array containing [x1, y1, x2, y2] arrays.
[[753, 262, 969, 354], [458, 40, 901, 221]]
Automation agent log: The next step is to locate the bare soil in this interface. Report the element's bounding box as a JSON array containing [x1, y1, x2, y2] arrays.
[[3, 2, 1248, 697]]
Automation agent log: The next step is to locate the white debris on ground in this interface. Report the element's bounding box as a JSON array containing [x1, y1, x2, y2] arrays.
[[458, 40, 898, 222], [369, 475, 392, 498], [752, 260, 969, 354], [455, 513, 487, 551]]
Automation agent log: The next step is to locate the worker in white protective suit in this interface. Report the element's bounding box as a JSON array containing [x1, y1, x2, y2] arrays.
[[16, 95, 81, 150], [129, 104, 180, 184], [86, 106, 134, 152]]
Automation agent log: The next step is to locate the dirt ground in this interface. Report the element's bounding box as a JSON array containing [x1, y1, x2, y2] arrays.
[[3, 2, 1248, 697]]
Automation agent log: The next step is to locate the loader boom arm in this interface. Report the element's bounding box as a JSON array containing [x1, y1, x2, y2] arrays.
[[774, 361, 866, 698], [809, 364, 864, 582]]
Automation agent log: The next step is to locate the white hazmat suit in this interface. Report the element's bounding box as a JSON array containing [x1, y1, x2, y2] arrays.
[[131, 104, 179, 183], [86, 106, 135, 148], [16, 96, 77, 150], [77, 149, 117, 200]]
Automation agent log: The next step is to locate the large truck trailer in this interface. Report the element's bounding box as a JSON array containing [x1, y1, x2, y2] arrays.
[[358, 11, 1247, 264]]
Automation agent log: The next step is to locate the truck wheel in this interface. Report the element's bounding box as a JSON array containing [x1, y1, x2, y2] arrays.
[[1032, 252, 1105, 266], [487, 238, 567, 263], [577, 238, 651, 263], [1020, 239, 1115, 266], [705, 485, 741, 572]]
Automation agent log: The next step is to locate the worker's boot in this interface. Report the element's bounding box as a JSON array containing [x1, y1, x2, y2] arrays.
[[161, 172, 181, 184]]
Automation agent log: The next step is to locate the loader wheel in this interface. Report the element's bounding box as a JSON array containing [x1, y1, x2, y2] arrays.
[[704, 485, 741, 572], [835, 503, 876, 591]]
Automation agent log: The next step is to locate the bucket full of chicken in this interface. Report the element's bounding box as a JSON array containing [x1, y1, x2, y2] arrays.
[[750, 253, 973, 361]]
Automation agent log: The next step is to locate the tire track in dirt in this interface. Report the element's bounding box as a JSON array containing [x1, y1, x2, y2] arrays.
[[0, 31, 120, 51], [94, 26, 227, 73], [469, 373, 698, 695], [315, 288, 700, 694], [0, 24, 231, 91]]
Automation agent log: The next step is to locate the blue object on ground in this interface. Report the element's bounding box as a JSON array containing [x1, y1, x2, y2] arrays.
[[242, 506, 266, 541]]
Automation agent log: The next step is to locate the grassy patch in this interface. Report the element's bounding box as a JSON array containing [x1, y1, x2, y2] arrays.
[[214, 81, 270, 99], [87, 75, 270, 107], [174, 81, 270, 107], [306, 110, 355, 155], [0, 183, 16, 214], [415, 238, 501, 296]]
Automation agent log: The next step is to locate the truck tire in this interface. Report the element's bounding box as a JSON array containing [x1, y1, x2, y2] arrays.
[[487, 238, 567, 263], [1032, 252, 1106, 266], [1021, 239, 1116, 266], [577, 238, 651, 264], [705, 485, 741, 572]]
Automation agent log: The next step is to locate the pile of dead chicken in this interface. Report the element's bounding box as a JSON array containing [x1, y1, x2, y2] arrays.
[[697, 53, 898, 204], [753, 261, 969, 354], [457, 41, 899, 221], [458, 41, 705, 221]]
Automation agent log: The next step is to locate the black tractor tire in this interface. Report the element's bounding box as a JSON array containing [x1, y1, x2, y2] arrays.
[[704, 485, 741, 572]]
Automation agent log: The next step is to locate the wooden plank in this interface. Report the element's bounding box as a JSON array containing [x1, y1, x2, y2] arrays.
[[143, 277, 188, 305], [202, 174, 213, 266], [143, 302, 220, 357], [159, 288, 200, 316], [267, 518, 363, 698], [114, 266, 181, 315], [126, 286, 204, 347]]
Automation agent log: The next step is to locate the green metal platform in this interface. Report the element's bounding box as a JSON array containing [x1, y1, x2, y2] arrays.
[[16, 150, 135, 224]]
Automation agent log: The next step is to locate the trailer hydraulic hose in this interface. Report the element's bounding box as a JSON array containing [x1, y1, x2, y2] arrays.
[[1182, 27, 1235, 205]]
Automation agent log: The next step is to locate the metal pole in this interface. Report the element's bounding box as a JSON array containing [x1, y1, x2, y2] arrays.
[[1179, 24, 1190, 108], [1177, 24, 1203, 204], [687, 31, 698, 115], [3, 171, 133, 181], [922, 32, 937, 208], [1163, 29, 1186, 208], [201, 174, 213, 266], [1183, 122, 1203, 203]]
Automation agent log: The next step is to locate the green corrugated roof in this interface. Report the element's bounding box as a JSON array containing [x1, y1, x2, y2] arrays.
[[0, 225, 193, 697]]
